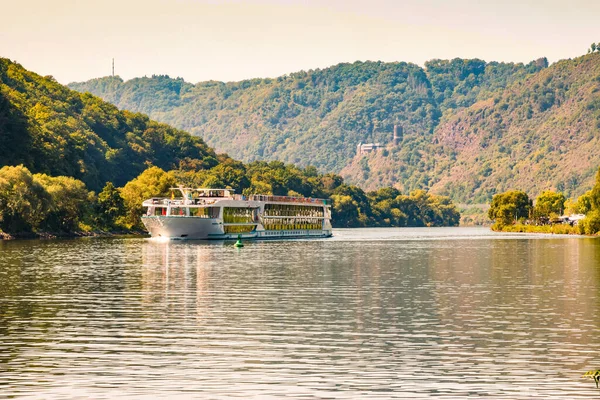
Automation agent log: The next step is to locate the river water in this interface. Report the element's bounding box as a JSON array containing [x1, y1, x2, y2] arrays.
[[1, 227, 599, 398]]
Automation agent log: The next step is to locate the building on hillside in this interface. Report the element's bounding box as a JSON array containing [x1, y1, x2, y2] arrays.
[[357, 124, 403, 155], [356, 142, 383, 155]]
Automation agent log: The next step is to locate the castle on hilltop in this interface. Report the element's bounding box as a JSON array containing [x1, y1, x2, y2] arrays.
[[356, 125, 403, 155]]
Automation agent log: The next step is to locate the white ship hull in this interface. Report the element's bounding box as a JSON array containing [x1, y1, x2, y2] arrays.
[[142, 215, 332, 240]]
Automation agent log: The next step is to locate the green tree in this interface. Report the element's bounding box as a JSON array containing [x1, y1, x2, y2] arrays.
[[579, 167, 600, 234], [427, 193, 461, 226], [330, 194, 361, 227], [488, 190, 532, 227], [96, 182, 126, 229], [34, 173, 92, 232], [574, 191, 593, 214], [332, 184, 372, 226], [0, 58, 216, 191], [533, 190, 565, 220], [0, 165, 50, 232], [579, 210, 600, 235], [121, 166, 176, 228], [590, 167, 600, 210]]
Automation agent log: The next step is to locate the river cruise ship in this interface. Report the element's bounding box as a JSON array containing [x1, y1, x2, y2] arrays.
[[141, 187, 333, 240]]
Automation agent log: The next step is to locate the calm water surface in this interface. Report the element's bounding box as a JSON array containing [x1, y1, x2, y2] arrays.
[[1, 227, 600, 398]]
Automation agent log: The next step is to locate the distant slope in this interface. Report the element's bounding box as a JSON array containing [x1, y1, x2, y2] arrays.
[[69, 56, 600, 203], [340, 53, 600, 202], [431, 53, 600, 201], [0, 58, 217, 191], [69, 59, 544, 176], [70, 62, 438, 173]]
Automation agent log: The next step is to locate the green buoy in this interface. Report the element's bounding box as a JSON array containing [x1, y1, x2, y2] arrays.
[[234, 234, 244, 248]]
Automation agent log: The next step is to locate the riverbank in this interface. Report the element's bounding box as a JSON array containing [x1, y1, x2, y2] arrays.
[[491, 223, 583, 235], [0, 229, 146, 240]]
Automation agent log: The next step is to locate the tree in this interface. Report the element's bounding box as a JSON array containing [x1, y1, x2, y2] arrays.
[[575, 191, 593, 214], [534, 57, 549, 69], [590, 167, 600, 210], [488, 190, 532, 227], [579, 210, 600, 235], [592, 43, 597, 53], [330, 194, 361, 227], [533, 190, 565, 221], [0, 165, 50, 232], [34, 173, 92, 232], [120, 166, 176, 227], [332, 184, 372, 225], [0, 58, 217, 192], [97, 182, 126, 229]]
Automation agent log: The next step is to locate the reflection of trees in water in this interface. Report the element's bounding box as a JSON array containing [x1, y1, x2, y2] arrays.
[[0, 240, 123, 372], [0, 240, 61, 370], [336, 242, 440, 338], [139, 240, 441, 336], [427, 238, 600, 369]]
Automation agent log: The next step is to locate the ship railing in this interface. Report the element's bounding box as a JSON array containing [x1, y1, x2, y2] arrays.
[[144, 195, 330, 206], [144, 198, 219, 206], [232, 194, 330, 205]]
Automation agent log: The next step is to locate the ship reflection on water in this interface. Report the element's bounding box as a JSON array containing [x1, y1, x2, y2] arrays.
[[1, 228, 599, 398]]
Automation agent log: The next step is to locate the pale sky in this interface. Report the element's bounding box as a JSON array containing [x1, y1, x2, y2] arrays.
[[2, 0, 599, 84]]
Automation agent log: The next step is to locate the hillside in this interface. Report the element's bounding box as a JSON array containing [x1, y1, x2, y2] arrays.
[[432, 54, 600, 201], [340, 53, 600, 202], [68, 59, 546, 189], [0, 58, 462, 233], [0, 58, 217, 191], [69, 53, 600, 202]]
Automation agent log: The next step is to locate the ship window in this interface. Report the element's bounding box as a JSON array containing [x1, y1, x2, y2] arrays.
[[190, 208, 205, 217], [189, 207, 216, 218], [223, 207, 255, 224], [170, 207, 185, 216], [264, 204, 324, 218], [224, 225, 255, 234]]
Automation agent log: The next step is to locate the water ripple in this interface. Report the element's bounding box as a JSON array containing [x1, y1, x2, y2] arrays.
[[1, 228, 599, 398]]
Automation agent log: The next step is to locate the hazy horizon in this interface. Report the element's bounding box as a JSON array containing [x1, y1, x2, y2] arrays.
[[2, 0, 599, 84]]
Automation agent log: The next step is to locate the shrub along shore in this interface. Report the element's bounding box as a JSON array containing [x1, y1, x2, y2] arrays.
[[488, 167, 600, 236], [0, 163, 461, 240], [496, 224, 580, 235]]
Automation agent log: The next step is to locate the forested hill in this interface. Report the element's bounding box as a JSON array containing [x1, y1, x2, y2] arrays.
[[69, 53, 600, 203], [341, 52, 600, 202], [68, 58, 546, 176], [0, 58, 217, 191], [0, 58, 462, 233]]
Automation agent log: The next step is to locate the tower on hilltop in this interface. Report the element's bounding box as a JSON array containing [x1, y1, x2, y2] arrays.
[[393, 125, 403, 145]]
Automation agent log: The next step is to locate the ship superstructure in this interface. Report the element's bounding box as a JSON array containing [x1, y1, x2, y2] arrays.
[[141, 187, 333, 240]]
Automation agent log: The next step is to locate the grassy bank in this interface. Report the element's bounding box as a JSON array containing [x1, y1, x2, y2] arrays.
[[491, 223, 582, 235]]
